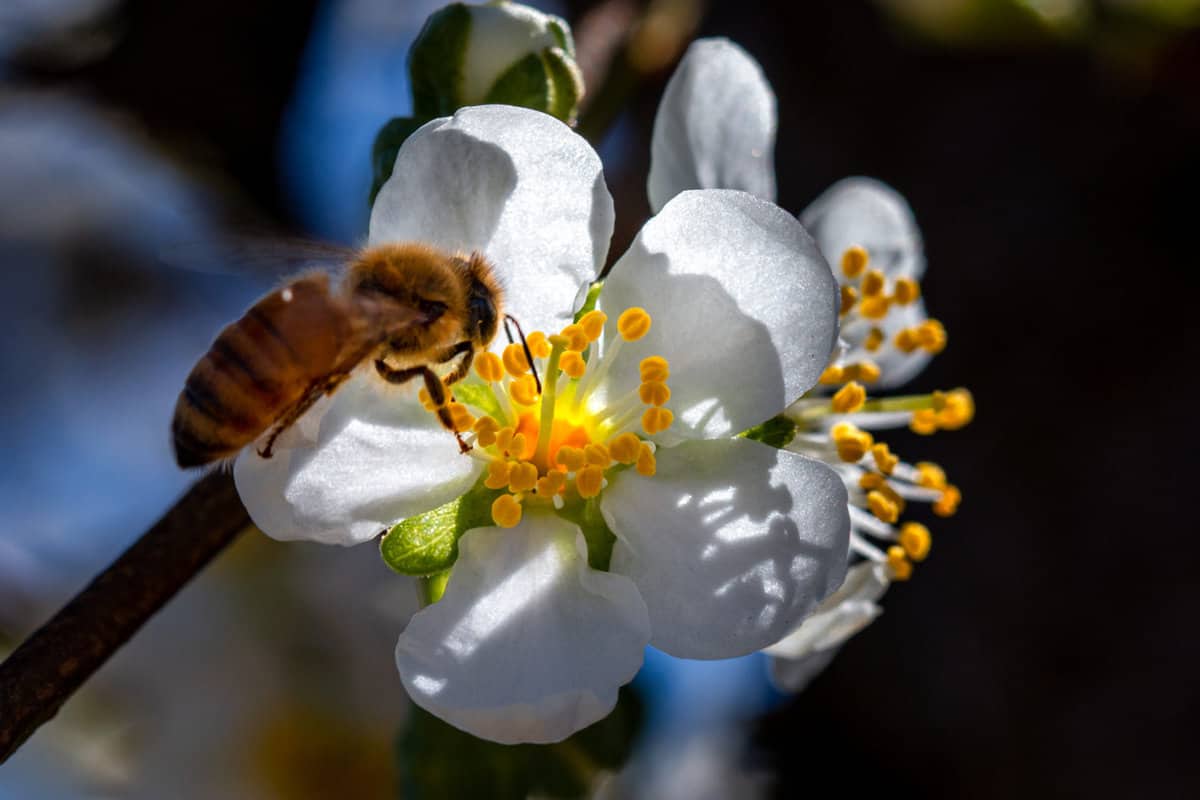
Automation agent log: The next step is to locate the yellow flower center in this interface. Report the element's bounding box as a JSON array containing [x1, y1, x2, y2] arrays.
[[423, 307, 674, 529]]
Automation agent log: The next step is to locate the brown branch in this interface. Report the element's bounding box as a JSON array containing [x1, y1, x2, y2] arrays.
[[0, 470, 249, 764]]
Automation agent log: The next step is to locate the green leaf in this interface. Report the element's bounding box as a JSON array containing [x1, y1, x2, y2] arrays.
[[483, 50, 553, 111], [408, 3, 472, 118], [558, 498, 617, 572], [370, 116, 427, 205], [396, 685, 644, 800], [380, 483, 502, 576], [739, 414, 799, 449], [544, 47, 584, 124]]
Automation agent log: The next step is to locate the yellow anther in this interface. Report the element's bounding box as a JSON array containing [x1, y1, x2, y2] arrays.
[[536, 469, 567, 496], [871, 443, 899, 475], [893, 277, 921, 305], [618, 307, 652, 341], [843, 361, 881, 384], [841, 245, 869, 279], [508, 433, 528, 459], [584, 443, 612, 468], [417, 387, 437, 410], [609, 433, 642, 464], [526, 331, 552, 359], [509, 374, 540, 406], [899, 522, 932, 562], [642, 407, 674, 435], [832, 422, 874, 462], [861, 269, 886, 297], [495, 427, 515, 451], [864, 327, 885, 352], [840, 285, 858, 316], [474, 417, 500, 447], [910, 409, 939, 435], [559, 323, 589, 352], [559, 351, 587, 379], [576, 465, 605, 498], [886, 546, 913, 581], [503, 343, 531, 376], [555, 445, 587, 472], [818, 364, 845, 386], [446, 402, 475, 432], [894, 327, 920, 354], [859, 472, 886, 491], [917, 319, 947, 354], [915, 462, 947, 490], [474, 351, 505, 383], [579, 310, 607, 341], [858, 295, 891, 320], [491, 494, 523, 528], [867, 490, 900, 523], [484, 460, 512, 490], [495, 427, 528, 458], [933, 485, 962, 517], [937, 388, 975, 429], [508, 461, 539, 493], [639, 355, 670, 383], [832, 381, 867, 414], [636, 443, 657, 476], [875, 482, 906, 515], [639, 380, 671, 406]]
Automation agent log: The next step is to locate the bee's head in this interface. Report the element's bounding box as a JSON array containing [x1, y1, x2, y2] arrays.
[[463, 252, 502, 346]]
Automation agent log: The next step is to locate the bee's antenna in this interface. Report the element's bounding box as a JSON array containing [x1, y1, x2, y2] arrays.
[[503, 314, 541, 395]]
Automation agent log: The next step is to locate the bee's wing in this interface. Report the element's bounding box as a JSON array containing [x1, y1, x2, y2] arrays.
[[160, 235, 361, 280]]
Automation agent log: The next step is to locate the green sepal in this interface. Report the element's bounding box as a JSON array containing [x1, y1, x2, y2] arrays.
[[396, 685, 644, 800], [380, 483, 503, 577], [543, 47, 584, 124], [545, 16, 575, 58], [739, 414, 799, 449], [558, 497, 617, 572], [370, 116, 427, 205], [483, 51, 553, 114], [408, 3, 472, 119]]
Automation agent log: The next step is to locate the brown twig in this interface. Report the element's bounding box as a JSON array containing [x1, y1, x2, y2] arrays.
[[0, 470, 249, 764]]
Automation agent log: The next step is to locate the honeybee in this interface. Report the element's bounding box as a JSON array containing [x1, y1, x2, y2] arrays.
[[172, 242, 517, 467]]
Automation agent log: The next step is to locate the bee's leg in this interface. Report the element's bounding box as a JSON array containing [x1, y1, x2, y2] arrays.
[[258, 373, 349, 459], [375, 360, 470, 453], [437, 341, 474, 385]]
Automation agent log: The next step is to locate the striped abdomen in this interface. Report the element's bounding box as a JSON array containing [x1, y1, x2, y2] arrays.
[[172, 274, 361, 467]]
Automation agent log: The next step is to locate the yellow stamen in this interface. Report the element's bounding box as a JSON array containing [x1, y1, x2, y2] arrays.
[[578, 310, 607, 341], [559, 323, 589, 352], [508, 461, 539, 493], [899, 522, 931, 561], [474, 418, 500, 447], [526, 331, 551, 359], [584, 443, 612, 468], [886, 546, 913, 581], [491, 494, 522, 528], [933, 485, 961, 517], [864, 327, 885, 352], [861, 269, 886, 297], [818, 364, 845, 386], [867, 490, 900, 523], [636, 443, 656, 476], [871, 443, 898, 475], [894, 327, 920, 354], [639, 381, 671, 406], [858, 295, 890, 320], [841, 245, 869, 279], [484, 460, 512, 490], [843, 361, 881, 384], [609, 433, 642, 464], [617, 307, 652, 341], [642, 407, 674, 435], [831, 422, 873, 462], [446, 402, 475, 432], [832, 381, 867, 413], [509, 374, 539, 406], [935, 389, 974, 429], [917, 319, 947, 354], [910, 408, 939, 435], [893, 277, 921, 305], [839, 285, 858, 316], [859, 472, 886, 491], [559, 351, 586, 379], [640, 356, 669, 382], [555, 446, 586, 472], [915, 462, 947, 490], [576, 465, 604, 498], [536, 469, 567, 496], [474, 351, 505, 383], [502, 343, 531, 377]]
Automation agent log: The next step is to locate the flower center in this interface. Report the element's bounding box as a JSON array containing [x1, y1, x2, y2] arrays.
[[423, 307, 674, 528]]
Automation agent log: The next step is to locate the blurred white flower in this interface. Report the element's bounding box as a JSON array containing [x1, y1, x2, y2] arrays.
[[235, 105, 851, 743]]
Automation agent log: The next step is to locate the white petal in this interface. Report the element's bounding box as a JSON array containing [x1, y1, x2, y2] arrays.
[[234, 373, 482, 546], [369, 105, 614, 335], [396, 514, 650, 744], [767, 647, 839, 693], [844, 299, 932, 389], [597, 190, 838, 444], [460, 4, 564, 105], [799, 177, 925, 280], [763, 561, 888, 659], [602, 438, 849, 659], [648, 38, 777, 213]]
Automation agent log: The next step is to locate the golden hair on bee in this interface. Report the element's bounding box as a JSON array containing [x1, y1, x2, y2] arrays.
[[171, 242, 506, 468]]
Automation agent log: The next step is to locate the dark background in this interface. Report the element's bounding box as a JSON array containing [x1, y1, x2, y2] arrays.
[[3, 0, 1198, 797]]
